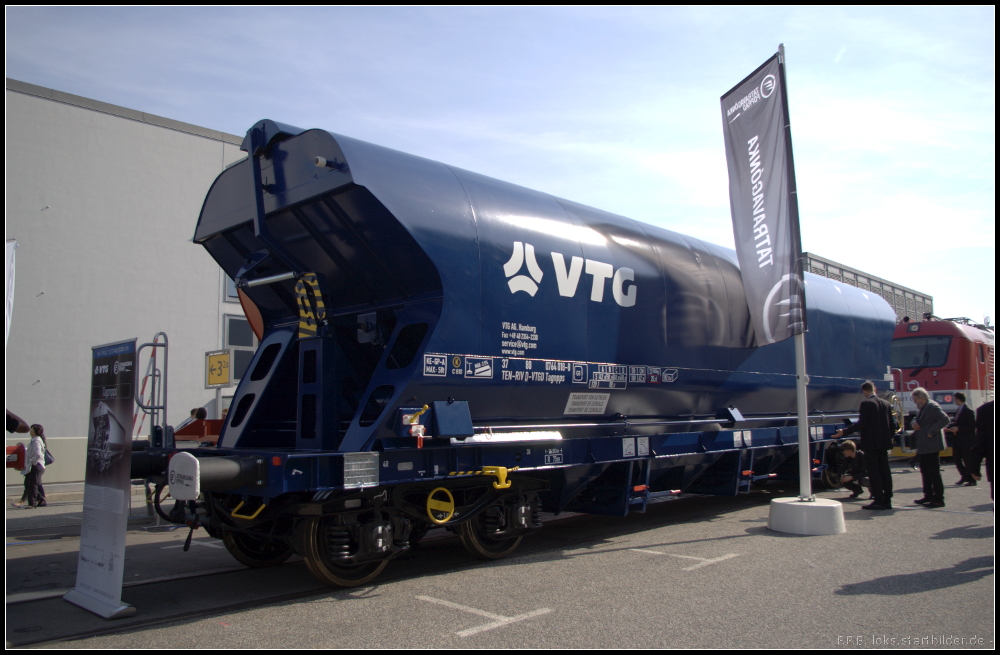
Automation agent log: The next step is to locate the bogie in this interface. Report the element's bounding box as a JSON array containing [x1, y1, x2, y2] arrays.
[[458, 494, 541, 560]]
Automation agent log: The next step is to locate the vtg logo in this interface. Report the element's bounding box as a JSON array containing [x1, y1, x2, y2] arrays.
[[504, 241, 636, 307], [504, 242, 545, 296]]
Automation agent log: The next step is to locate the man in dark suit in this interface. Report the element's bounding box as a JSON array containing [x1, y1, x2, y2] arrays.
[[833, 381, 895, 510], [975, 400, 994, 500], [946, 392, 979, 485]]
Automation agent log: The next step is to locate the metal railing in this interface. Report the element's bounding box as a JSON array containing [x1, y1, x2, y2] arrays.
[[135, 332, 170, 447]]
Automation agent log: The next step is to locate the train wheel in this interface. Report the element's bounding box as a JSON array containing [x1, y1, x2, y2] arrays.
[[819, 468, 841, 490], [302, 518, 388, 587], [818, 444, 843, 490], [458, 506, 523, 560], [222, 531, 294, 568]]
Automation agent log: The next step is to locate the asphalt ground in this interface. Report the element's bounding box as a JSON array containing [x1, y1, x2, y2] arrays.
[[5, 463, 994, 649]]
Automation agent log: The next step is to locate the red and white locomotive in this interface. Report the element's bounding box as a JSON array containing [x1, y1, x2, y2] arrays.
[[890, 316, 995, 421]]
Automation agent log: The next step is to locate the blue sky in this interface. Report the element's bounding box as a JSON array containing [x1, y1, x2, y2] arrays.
[[6, 6, 995, 323]]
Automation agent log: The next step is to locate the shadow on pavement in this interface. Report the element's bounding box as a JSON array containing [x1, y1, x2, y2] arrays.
[[834, 556, 994, 596]]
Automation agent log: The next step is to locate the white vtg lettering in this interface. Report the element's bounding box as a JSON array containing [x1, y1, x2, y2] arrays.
[[549, 252, 636, 307]]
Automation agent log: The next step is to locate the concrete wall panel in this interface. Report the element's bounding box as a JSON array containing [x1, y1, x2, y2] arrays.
[[6, 84, 246, 485]]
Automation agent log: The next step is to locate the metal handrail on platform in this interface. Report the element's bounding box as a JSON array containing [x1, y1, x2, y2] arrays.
[[135, 332, 170, 447]]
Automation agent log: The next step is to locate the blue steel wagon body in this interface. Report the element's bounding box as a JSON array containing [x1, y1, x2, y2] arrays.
[[138, 120, 896, 585]]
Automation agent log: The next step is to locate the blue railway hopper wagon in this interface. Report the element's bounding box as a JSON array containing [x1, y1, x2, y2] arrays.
[[133, 120, 897, 587]]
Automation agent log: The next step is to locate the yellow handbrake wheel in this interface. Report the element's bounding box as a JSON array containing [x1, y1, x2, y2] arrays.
[[426, 487, 456, 525]]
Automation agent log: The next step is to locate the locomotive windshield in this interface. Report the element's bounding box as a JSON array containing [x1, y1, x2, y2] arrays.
[[890, 336, 952, 369]]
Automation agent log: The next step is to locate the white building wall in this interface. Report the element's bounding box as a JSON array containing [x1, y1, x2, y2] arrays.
[[5, 79, 246, 486]]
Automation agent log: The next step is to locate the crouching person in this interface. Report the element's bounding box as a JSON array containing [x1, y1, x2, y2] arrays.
[[839, 440, 869, 500]]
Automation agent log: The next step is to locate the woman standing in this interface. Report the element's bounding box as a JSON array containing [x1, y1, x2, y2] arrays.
[[20, 424, 48, 508]]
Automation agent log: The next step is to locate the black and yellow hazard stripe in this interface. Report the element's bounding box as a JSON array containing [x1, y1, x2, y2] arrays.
[[294, 273, 327, 338]]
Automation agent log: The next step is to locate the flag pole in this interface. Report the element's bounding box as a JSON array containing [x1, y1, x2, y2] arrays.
[[778, 43, 814, 501], [795, 331, 812, 500]]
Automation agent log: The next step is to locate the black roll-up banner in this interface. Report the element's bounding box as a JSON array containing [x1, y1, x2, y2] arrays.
[[721, 53, 806, 345], [65, 338, 137, 618]]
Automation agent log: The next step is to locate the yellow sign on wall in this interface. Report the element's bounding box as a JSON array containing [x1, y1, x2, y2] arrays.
[[205, 349, 232, 389]]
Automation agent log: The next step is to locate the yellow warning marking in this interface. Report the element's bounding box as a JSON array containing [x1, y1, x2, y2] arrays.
[[295, 273, 326, 339]]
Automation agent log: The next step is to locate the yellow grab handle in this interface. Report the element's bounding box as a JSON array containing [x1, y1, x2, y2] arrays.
[[231, 500, 267, 520]]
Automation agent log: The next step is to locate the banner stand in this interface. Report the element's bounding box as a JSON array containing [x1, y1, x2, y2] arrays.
[[720, 44, 844, 535], [64, 338, 139, 618], [63, 589, 136, 620], [767, 331, 845, 536]]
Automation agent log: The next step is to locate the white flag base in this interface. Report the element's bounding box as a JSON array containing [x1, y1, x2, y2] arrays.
[[767, 497, 846, 535], [63, 589, 136, 620]]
